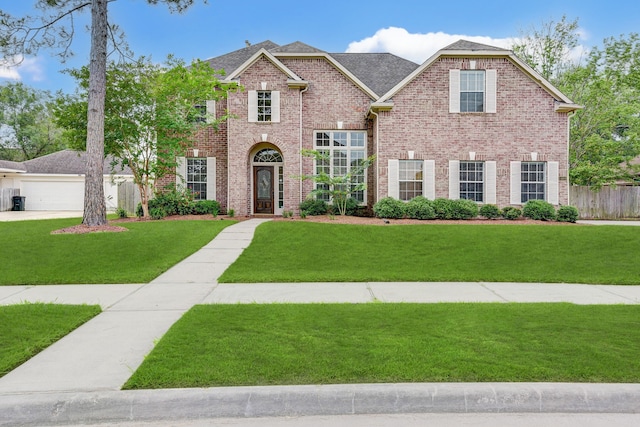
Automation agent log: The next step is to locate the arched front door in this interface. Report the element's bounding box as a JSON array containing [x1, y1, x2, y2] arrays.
[[251, 147, 283, 215]]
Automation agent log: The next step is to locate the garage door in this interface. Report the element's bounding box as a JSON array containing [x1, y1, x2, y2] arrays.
[[22, 180, 85, 210]]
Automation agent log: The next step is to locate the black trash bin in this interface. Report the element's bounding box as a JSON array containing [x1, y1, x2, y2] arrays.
[[12, 196, 26, 211]]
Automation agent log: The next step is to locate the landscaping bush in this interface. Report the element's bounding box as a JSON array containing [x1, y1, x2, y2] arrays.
[[501, 206, 521, 220], [479, 204, 501, 219], [557, 205, 579, 223], [451, 199, 479, 220], [523, 200, 556, 221], [373, 197, 406, 219], [193, 200, 220, 216], [432, 198, 455, 219], [405, 196, 435, 220], [299, 199, 329, 216], [343, 197, 360, 216], [149, 206, 167, 220], [115, 207, 128, 218]]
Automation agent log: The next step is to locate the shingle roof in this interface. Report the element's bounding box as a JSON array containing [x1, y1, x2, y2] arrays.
[[20, 150, 132, 175], [0, 159, 26, 173], [330, 53, 420, 96], [271, 41, 325, 54], [204, 40, 280, 77], [442, 40, 510, 52]]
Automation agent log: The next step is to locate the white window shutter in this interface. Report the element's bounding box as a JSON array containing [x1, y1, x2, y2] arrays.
[[205, 100, 216, 124], [206, 157, 216, 200], [424, 160, 436, 200], [388, 159, 399, 199], [176, 157, 186, 190], [510, 161, 521, 204], [248, 90, 258, 122], [547, 161, 559, 205], [485, 70, 497, 113], [449, 70, 460, 113], [271, 91, 280, 123], [449, 160, 460, 199], [485, 161, 497, 204]]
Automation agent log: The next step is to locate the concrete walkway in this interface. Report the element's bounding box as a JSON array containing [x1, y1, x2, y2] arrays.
[[2, 217, 640, 425]]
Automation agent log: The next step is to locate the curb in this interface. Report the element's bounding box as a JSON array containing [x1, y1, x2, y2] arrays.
[[3, 382, 640, 426]]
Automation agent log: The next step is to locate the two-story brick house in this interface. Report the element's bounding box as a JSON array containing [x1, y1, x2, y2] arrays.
[[161, 39, 580, 216]]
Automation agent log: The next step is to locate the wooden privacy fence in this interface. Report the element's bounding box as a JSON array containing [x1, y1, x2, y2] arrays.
[[570, 186, 640, 219], [117, 181, 141, 214], [0, 188, 20, 212]]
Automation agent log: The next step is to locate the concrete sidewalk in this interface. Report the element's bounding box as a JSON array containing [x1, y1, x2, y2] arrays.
[[2, 217, 640, 425]]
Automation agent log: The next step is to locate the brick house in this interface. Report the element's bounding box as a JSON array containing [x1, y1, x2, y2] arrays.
[[159, 39, 580, 216]]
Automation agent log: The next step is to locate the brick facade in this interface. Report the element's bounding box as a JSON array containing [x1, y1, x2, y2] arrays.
[[168, 40, 577, 216]]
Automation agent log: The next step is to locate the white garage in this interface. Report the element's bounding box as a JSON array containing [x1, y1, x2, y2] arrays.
[[0, 150, 133, 211]]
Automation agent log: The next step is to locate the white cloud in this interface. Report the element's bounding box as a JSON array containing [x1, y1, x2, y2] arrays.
[[0, 56, 46, 83], [346, 27, 518, 63]]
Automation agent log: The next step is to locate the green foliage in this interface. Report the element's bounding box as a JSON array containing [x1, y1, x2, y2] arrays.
[[115, 207, 128, 219], [451, 199, 479, 220], [300, 150, 375, 216], [501, 206, 522, 220], [227, 208, 235, 218], [193, 200, 220, 216], [342, 197, 360, 216], [299, 198, 329, 216], [432, 198, 455, 219], [149, 206, 168, 220], [0, 82, 65, 161], [373, 197, 405, 219], [557, 205, 579, 223], [405, 196, 435, 220], [523, 200, 557, 221], [479, 204, 501, 219]]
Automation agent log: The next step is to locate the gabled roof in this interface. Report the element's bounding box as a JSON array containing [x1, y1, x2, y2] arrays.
[[18, 150, 132, 175], [271, 41, 325, 54], [204, 40, 279, 77], [0, 159, 26, 173], [442, 40, 509, 52]]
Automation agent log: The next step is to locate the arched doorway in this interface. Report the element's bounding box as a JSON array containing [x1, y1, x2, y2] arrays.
[[251, 146, 283, 215]]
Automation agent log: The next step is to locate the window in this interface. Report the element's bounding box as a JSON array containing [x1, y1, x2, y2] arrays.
[[460, 70, 485, 112], [187, 158, 207, 200], [521, 162, 546, 202], [459, 161, 484, 202], [257, 91, 271, 122], [314, 131, 367, 203], [192, 104, 206, 123], [399, 160, 424, 201]]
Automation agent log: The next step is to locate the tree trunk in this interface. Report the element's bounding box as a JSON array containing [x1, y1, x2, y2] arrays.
[[82, 0, 108, 226]]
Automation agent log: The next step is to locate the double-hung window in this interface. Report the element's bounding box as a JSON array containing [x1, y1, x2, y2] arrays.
[[187, 158, 207, 200], [314, 131, 367, 203], [399, 160, 424, 201], [257, 91, 272, 122], [248, 90, 280, 123], [521, 162, 546, 202], [460, 70, 485, 112], [459, 161, 484, 202]]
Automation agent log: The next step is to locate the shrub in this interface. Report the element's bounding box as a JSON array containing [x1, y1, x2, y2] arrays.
[[227, 208, 235, 218], [479, 204, 501, 219], [523, 200, 556, 221], [451, 199, 479, 220], [557, 205, 579, 223], [343, 197, 360, 216], [373, 197, 406, 219], [299, 199, 329, 216], [432, 198, 455, 219], [193, 200, 220, 216], [115, 207, 128, 219], [149, 206, 167, 220], [501, 206, 521, 220], [405, 196, 435, 220]]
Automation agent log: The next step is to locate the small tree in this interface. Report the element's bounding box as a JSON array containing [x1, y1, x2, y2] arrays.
[[55, 57, 238, 218], [300, 149, 375, 216]]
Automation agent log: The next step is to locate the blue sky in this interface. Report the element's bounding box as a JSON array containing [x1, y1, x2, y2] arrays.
[[1, 0, 639, 94]]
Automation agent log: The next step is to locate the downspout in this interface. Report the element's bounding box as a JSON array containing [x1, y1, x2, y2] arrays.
[[368, 107, 380, 203], [299, 84, 309, 206]]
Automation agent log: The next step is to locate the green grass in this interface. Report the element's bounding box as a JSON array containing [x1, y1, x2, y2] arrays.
[[124, 303, 640, 389], [0, 303, 101, 377], [0, 218, 235, 285], [219, 222, 640, 284]]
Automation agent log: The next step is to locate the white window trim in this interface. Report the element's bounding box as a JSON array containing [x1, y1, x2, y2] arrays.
[[248, 90, 280, 123], [511, 161, 559, 205], [451, 160, 492, 203], [388, 159, 435, 200], [449, 69, 497, 113], [176, 156, 216, 200]]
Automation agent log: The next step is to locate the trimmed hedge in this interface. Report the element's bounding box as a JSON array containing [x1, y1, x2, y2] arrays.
[[373, 197, 406, 219]]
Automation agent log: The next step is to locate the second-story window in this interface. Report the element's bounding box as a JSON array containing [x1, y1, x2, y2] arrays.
[[257, 91, 271, 122], [460, 70, 485, 112]]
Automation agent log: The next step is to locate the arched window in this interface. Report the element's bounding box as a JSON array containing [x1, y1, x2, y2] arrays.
[[253, 148, 283, 163]]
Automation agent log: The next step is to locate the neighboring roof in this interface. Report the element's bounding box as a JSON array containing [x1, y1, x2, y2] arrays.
[[0, 159, 26, 173], [331, 53, 420, 97], [19, 150, 132, 175]]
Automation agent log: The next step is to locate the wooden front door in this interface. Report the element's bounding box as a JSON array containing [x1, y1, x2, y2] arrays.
[[254, 166, 274, 214]]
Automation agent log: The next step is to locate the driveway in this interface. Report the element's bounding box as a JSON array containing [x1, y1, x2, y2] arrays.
[[0, 210, 84, 221]]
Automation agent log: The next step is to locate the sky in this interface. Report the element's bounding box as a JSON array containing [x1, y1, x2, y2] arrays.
[[1, 0, 639, 94]]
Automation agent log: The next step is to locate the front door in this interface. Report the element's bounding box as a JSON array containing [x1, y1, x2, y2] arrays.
[[254, 166, 274, 214]]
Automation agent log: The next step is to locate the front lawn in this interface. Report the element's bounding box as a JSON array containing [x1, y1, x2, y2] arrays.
[[219, 222, 640, 284], [0, 303, 101, 377], [0, 218, 234, 285], [124, 303, 640, 389]]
